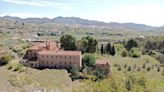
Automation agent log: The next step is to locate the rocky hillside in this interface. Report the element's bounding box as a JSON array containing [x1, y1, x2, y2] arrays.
[[0, 16, 158, 31]]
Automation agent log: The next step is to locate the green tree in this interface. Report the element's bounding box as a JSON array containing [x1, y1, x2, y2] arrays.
[[60, 34, 76, 50], [100, 44, 104, 54], [105, 43, 111, 54], [82, 53, 96, 67], [70, 66, 79, 77], [125, 39, 138, 51], [76, 39, 84, 51], [82, 36, 98, 53], [110, 45, 116, 56]]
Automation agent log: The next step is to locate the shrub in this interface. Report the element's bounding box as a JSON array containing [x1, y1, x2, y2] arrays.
[[118, 65, 122, 71], [82, 53, 96, 67], [7, 65, 13, 70], [125, 79, 133, 91], [137, 67, 141, 71], [0, 54, 12, 66], [8, 63, 25, 72], [114, 64, 119, 67], [94, 69, 107, 79], [127, 66, 131, 71], [142, 63, 146, 69], [157, 67, 160, 72], [129, 48, 141, 58], [70, 66, 79, 77], [13, 64, 23, 72], [124, 64, 128, 68], [147, 67, 151, 71], [121, 49, 128, 57]]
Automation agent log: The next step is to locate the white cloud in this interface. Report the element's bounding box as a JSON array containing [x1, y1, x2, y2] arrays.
[[2, 0, 75, 10]]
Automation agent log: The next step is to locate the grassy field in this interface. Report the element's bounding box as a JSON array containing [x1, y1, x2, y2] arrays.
[[72, 55, 164, 92], [0, 59, 72, 92]]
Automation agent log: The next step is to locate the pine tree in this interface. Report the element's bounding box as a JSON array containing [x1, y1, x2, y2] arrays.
[[101, 44, 104, 54], [106, 43, 111, 54], [110, 45, 116, 56]]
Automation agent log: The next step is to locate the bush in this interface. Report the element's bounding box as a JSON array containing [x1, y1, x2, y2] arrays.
[[121, 49, 128, 57], [70, 66, 79, 77], [125, 79, 133, 91], [157, 67, 160, 72], [142, 63, 146, 69], [94, 69, 107, 79], [118, 66, 122, 71], [137, 67, 141, 71], [82, 53, 96, 67], [124, 64, 128, 68], [127, 66, 131, 71], [147, 67, 151, 71], [129, 48, 141, 58], [7, 63, 25, 72], [0, 54, 12, 66]]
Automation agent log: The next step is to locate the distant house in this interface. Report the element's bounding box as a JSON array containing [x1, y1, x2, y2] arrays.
[[96, 60, 112, 75]]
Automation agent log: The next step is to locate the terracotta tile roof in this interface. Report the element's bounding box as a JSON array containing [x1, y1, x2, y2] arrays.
[[28, 43, 46, 50], [96, 60, 109, 65], [38, 50, 81, 56], [28, 42, 57, 50]]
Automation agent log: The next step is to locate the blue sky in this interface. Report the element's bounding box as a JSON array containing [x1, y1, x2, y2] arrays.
[[0, 0, 164, 26]]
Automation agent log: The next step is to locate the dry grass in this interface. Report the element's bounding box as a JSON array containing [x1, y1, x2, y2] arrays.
[[0, 59, 72, 92]]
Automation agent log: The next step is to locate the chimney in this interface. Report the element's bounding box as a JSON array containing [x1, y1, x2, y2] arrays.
[[46, 41, 51, 50]]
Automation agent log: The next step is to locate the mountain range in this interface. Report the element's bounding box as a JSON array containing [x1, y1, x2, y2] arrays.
[[0, 15, 162, 32]]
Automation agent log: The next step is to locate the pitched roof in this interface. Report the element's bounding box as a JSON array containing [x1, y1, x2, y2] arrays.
[[38, 50, 81, 56], [28, 42, 57, 50], [96, 60, 109, 65]]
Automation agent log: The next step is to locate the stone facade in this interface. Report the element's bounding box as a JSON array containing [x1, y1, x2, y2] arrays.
[[24, 41, 81, 69]]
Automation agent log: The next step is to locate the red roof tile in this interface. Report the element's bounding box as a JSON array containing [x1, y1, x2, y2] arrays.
[[96, 60, 109, 65], [38, 50, 81, 56]]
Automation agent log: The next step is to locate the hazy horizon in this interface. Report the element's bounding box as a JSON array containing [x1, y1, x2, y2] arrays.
[[0, 0, 164, 26]]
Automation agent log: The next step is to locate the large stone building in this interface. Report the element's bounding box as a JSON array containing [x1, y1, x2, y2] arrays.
[[24, 41, 111, 72], [24, 41, 82, 69]]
